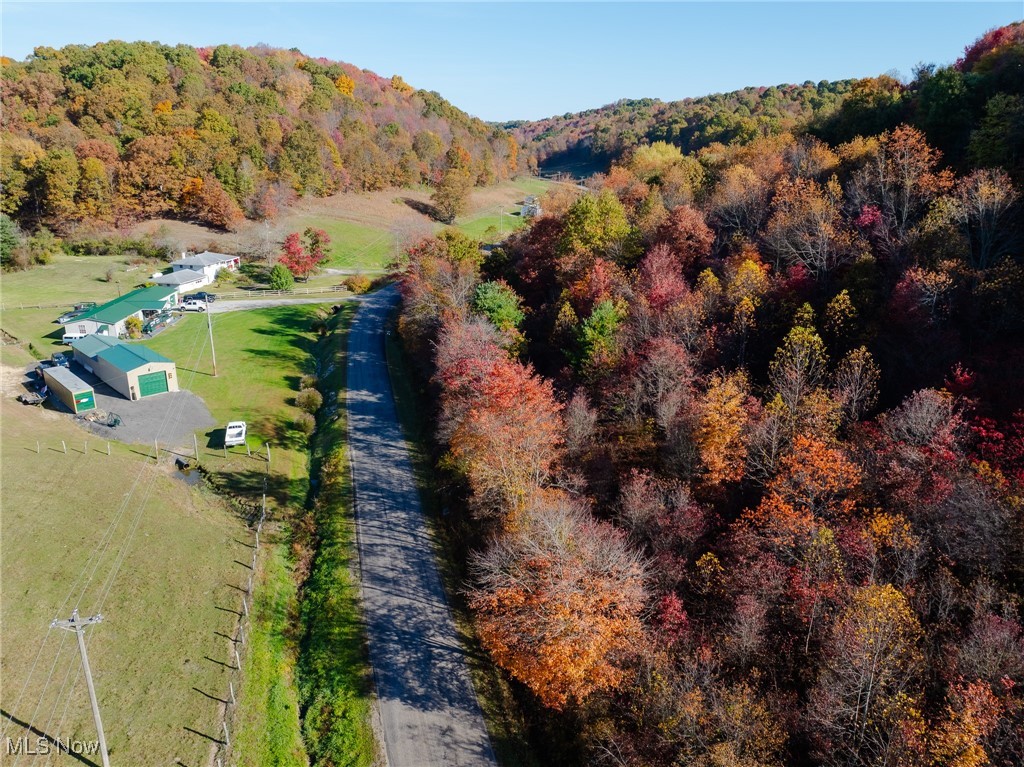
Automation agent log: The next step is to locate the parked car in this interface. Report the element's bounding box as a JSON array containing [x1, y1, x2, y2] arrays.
[[51, 353, 70, 367], [181, 299, 207, 312], [189, 291, 217, 303], [224, 421, 247, 447]]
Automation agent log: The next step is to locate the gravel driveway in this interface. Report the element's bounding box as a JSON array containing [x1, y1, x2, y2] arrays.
[[211, 295, 360, 313], [46, 362, 216, 448]]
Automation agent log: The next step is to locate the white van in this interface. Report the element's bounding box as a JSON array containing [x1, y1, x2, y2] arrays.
[[224, 421, 247, 447]]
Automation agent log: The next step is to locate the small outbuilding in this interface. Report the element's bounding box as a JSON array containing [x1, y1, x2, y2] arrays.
[[71, 334, 178, 400], [41, 367, 96, 414]]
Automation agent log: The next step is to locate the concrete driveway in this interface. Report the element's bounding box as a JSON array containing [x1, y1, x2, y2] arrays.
[[346, 285, 497, 766]]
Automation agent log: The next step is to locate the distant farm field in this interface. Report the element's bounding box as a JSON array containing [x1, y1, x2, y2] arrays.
[[456, 211, 528, 244], [290, 216, 396, 270]]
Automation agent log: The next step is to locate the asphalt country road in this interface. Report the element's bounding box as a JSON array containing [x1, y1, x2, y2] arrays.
[[346, 285, 497, 767]]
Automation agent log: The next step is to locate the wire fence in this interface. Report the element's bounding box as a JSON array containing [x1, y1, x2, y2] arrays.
[[20, 437, 272, 766]]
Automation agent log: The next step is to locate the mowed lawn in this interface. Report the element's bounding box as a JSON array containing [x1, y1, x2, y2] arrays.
[[456, 211, 528, 244], [0, 254, 155, 308], [0, 348, 248, 766], [143, 305, 324, 507], [290, 216, 395, 271]]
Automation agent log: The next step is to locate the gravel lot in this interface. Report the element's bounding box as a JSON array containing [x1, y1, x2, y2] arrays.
[[28, 361, 216, 448]]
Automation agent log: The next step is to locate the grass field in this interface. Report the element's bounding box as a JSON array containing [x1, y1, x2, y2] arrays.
[[0, 254, 154, 309], [290, 217, 395, 271], [0, 347, 250, 766], [456, 211, 528, 245]]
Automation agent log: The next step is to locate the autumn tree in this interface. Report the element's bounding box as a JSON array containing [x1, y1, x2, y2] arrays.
[[557, 189, 633, 272], [431, 140, 473, 223], [745, 433, 861, 562], [398, 229, 482, 359], [949, 167, 1020, 269], [808, 584, 924, 767], [653, 204, 715, 271], [468, 492, 646, 709], [694, 370, 753, 486], [849, 125, 953, 260], [447, 355, 563, 521], [768, 315, 834, 435], [38, 148, 80, 224], [765, 175, 853, 279], [833, 346, 880, 423], [278, 227, 332, 279]]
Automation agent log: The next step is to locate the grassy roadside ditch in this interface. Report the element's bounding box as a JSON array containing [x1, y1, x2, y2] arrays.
[[383, 312, 540, 767], [294, 302, 377, 767], [230, 303, 375, 767]]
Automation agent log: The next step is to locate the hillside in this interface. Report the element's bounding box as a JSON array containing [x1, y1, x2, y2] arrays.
[[513, 21, 1024, 182], [508, 81, 855, 174], [0, 41, 522, 232], [393, 22, 1024, 767]]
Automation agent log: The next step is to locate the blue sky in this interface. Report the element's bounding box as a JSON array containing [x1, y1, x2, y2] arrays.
[[2, 2, 1021, 121]]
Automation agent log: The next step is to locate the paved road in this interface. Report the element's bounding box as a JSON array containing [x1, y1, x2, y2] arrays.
[[346, 285, 497, 767]]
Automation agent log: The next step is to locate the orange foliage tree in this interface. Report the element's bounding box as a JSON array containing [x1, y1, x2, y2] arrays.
[[468, 492, 646, 709], [448, 356, 563, 522], [745, 433, 861, 562]]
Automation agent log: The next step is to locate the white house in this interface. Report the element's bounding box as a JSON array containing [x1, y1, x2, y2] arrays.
[[152, 268, 211, 295], [169, 251, 240, 282]]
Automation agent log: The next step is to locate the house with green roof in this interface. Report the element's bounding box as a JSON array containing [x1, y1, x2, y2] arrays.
[[60, 285, 178, 343], [70, 334, 178, 400]]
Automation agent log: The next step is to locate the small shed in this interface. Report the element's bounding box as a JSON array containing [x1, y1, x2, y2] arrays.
[[71, 334, 178, 401], [41, 367, 96, 414]]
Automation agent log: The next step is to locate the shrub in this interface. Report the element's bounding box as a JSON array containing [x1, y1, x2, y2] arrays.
[[125, 316, 143, 338], [294, 411, 316, 437], [268, 263, 294, 290], [344, 274, 372, 294], [296, 388, 323, 414], [300, 374, 320, 390]]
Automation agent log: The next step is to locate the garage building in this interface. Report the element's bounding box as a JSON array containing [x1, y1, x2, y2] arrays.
[[71, 334, 178, 400], [41, 367, 96, 414]]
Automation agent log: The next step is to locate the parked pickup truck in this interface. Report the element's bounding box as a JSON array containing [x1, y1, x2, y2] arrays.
[[181, 299, 207, 312]]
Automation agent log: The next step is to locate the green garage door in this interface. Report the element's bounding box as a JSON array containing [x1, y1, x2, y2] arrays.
[[138, 371, 168, 397]]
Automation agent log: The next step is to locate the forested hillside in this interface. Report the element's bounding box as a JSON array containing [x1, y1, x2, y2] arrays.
[[397, 23, 1024, 767], [509, 80, 855, 173], [0, 41, 521, 232], [515, 22, 1024, 183]]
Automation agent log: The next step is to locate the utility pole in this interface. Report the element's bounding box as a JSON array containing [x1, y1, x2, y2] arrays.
[[207, 306, 218, 377], [51, 609, 111, 767]]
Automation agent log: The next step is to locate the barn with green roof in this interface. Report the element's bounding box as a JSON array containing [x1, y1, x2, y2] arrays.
[[70, 334, 178, 400]]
